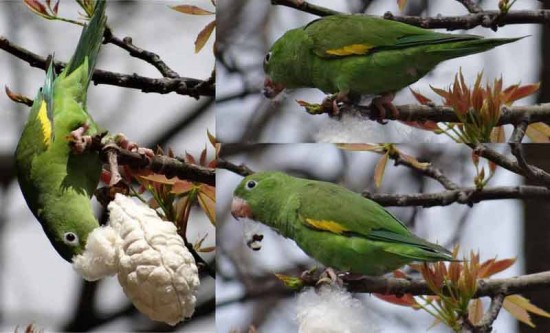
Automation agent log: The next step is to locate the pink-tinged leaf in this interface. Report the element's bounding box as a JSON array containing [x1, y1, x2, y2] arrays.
[[199, 145, 207, 166], [397, 0, 408, 11], [198, 186, 216, 225], [490, 126, 505, 143], [503, 83, 540, 105], [409, 88, 432, 105], [526, 122, 550, 143], [506, 294, 550, 318], [195, 20, 216, 53], [468, 298, 484, 325], [504, 296, 535, 327], [172, 5, 214, 15], [488, 160, 497, 175], [374, 152, 389, 188], [5, 85, 33, 106], [401, 120, 440, 132], [139, 173, 178, 185], [336, 143, 385, 153], [171, 181, 195, 195], [374, 293, 417, 307], [185, 151, 196, 164], [198, 246, 215, 253], [478, 258, 516, 278], [207, 129, 218, 148], [24, 0, 48, 14], [471, 151, 480, 167], [53, 0, 59, 14]]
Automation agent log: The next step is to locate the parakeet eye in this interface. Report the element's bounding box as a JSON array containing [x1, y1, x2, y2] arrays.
[[246, 180, 257, 190], [63, 232, 80, 246], [264, 52, 272, 65]]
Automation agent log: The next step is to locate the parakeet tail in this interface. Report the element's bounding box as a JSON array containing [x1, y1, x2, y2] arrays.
[[63, 0, 107, 88], [427, 36, 525, 59]]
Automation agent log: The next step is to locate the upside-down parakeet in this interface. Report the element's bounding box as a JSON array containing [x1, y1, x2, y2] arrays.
[[263, 14, 522, 106], [15, 0, 107, 262], [232, 171, 452, 276]]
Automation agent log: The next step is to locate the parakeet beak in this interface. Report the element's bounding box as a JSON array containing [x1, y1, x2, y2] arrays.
[[231, 197, 253, 220], [262, 77, 285, 99]]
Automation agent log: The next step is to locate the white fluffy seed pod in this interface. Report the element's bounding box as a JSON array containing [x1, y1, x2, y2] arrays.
[[73, 225, 122, 281], [73, 194, 200, 326], [109, 194, 200, 326]]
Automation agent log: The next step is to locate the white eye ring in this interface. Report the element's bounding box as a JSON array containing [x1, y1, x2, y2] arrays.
[[264, 52, 272, 65], [246, 180, 257, 190], [63, 232, 79, 246]]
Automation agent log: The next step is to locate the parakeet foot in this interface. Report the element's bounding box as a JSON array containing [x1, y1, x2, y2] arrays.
[[316, 267, 344, 288], [114, 133, 155, 162], [370, 92, 398, 124], [67, 123, 93, 153]]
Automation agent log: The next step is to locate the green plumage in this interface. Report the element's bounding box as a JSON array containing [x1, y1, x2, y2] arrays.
[[15, 0, 106, 262], [232, 172, 452, 276], [264, 14, 522, 97]]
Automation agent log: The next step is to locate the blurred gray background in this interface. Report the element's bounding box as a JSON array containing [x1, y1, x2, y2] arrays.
[[216, 0, 540, 143], [217, 143, 550, 332], [0, 1, 215, 331]]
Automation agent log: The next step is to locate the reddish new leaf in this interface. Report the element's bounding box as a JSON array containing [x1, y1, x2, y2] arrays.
[[195, 20, 216, 53], [172, 5, 214, 15]]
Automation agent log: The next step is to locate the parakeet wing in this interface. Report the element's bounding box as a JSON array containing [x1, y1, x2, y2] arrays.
[[295, 181, 450, 255], [304, 15, 479, 58]]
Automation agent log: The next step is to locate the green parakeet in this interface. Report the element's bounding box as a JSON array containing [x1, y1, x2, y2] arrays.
[[232, 171, 452, 276], [15, 0, 107, 262], [263, 14, 522, 106]]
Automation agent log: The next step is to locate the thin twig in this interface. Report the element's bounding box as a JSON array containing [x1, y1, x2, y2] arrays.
[[456, 0, 483, 14], [470, 144, 550, 187], [0, 36, 214, 98], [387, 149, 459, 190], [475, 293, 506, 332], [363, 185, 550, 207], [217, 159, 255, 177], [104, 28, 180, 79]]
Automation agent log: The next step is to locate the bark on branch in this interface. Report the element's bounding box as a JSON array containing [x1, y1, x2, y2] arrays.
[[271, 0, 550, 31], [301, 271, 550, 298], [0, 36, 214, 98], [364, 185, 550, 207], [350, 104, 550, 126], [90, 138, 215, 186]]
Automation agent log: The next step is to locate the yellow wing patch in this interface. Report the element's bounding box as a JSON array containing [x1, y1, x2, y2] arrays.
[[304, 218, 349, 235], [37, 101, 52, 147], [325, 44, 373, 56]]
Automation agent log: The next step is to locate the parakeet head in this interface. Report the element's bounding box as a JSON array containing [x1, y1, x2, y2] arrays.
[[263, 28, 313, 99], [232, 171, 291, 223], [40, 209, 99, 262]]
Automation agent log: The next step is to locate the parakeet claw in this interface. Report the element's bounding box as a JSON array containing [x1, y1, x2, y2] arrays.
[[370, 92, 398, 125], [67, 123, 93, 153], [316, 267, 344, 288], [114, 134, 155, 162]]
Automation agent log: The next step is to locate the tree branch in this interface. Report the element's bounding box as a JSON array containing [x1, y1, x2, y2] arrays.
[[346, 103, 550, 126], [364, 185, 550, 207], [0, 35, 214, 98], [470, 144, 550, 187], [217, 159, 254, 177], [270, 0, 550, 31], [104, 28, 180, 79], [301, 271, 550, 298], [383, 10, 550, 31], [90, 138, 215, 186]]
